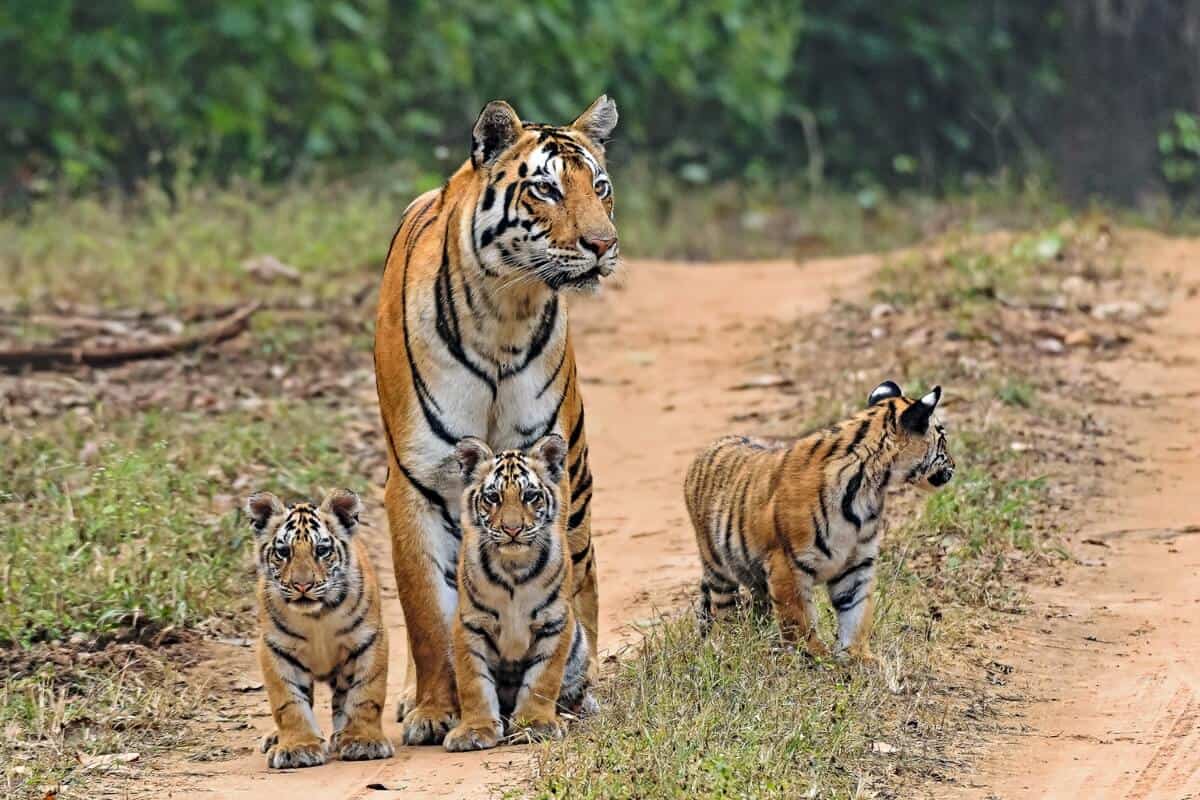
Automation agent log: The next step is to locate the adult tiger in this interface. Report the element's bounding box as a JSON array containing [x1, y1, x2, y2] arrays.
[[374, 96, 618, 745]]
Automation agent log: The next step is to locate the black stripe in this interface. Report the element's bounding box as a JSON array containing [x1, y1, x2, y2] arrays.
[[463, 621, 500, 655], [568, 408, 586, 449], [841, 462, 866, 529], [832, 580, 869, 613], [713, 598, 739, 610], [334, 605, 369, 637], [530, 579, 563, 619], [267, 639, 309, 675], [830, 557, 875, 587], [513, 540, 552, 585], [516, 385, 567, 446], [285, 679, 315, 707], [479, 545, 515, 597], [811, 511, 832, 559], [463, 572, 501, 620], [570, 540, 592, 565], [500, 297, 559, 379], [537, 346, 568, 399], [266, 599, 308, 641], [568, 494, 590, 531], [397, 461, 460, 540], [533, 616, 567, 641], [345, 630, 379, 663], [571, 470, 593, 502], [435, 237, 498, 396], [843, 419, 871, 457]]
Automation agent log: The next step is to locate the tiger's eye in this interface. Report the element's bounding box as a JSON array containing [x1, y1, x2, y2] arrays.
[[274, 543, 291, 559], [315, 541, 332, 558], [483, 489, 501, 505]]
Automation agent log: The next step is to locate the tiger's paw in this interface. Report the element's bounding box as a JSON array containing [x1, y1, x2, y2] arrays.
[[443, 721, 502, 752], [265, 737, 327, 769], [394, 688, 418, 721], [402, 704, 458, 746], [333, 730, 395, 761], [259, 732, 278, 753]]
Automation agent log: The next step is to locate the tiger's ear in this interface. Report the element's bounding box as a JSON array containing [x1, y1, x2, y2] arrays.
[[455, 437, 494, 483], [321, 488, 362, 535], [571, 94, 618, 147], [472, 100, 523, 168], [246, 492, 284, 537], [868, 380, 903, 407], [900, 385, 942, 434], [531, 434, 568, 483]]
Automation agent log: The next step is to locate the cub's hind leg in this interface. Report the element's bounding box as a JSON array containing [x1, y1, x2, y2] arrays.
[[331, 628, 394, 761], [764, 548, 828, 658], [697, 568, 742, 637], [259, 637, 326, 769]]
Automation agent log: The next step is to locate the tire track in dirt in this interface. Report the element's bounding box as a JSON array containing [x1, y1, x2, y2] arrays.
[[946, 231, 1200, 800], [136, 254, 882, 799]]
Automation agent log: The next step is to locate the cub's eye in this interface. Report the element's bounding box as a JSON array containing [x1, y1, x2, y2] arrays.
[[274, 543, 291, 559], [522, 489, 542, 505], [482, 489, 501, 505], [528, 179, 561, 203], [315, 541, 333, 558], [594, 178, 611, 199]]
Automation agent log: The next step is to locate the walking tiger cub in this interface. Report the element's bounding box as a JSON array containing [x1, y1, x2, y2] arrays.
[[246, 489, 393, 769], [444, 435, 591, 752], [684, 380, 955, 660]]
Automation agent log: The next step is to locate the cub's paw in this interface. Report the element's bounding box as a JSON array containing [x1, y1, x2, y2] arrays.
[[576, 692, 601, 718], [333, 731, 395, 761], [265, 738, 327, 769], [443, 721, 502, 752], [394, 688, 418, 722], [259, 732, 278, 753], [509, 715, 564, 743], [837, 646, 878, 666], [804, 637, 832, 660], [402, 704, 458, 746]]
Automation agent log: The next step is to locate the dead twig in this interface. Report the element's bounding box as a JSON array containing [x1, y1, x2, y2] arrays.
[[0, 302, 261, 372]]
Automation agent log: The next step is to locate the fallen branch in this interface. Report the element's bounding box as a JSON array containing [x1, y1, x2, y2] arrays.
[[0, 302, 261, 372]]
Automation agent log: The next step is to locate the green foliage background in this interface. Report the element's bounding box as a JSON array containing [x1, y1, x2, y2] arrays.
[[3, 0, 1063, 190]]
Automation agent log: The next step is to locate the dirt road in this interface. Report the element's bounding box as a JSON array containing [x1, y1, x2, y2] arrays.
[[948, 231, 1200, 799], [143, 232, 1200, 799], [146, 253, 881, 798]]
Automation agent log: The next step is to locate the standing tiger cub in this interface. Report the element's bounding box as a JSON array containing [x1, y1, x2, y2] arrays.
[[684, 381, 955, 660], [444, 435, 591, 752], [246, 489, 393, 769]]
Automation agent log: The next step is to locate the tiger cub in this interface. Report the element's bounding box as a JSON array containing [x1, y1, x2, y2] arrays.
[[246, 489, 393, 769], [443, 435, 591, 752], [684, 380, 955, 660]]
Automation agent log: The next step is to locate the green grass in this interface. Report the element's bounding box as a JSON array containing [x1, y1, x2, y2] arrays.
[[0, 402, 361, 646]]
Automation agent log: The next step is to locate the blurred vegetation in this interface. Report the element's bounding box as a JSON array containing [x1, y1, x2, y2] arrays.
[[4, 0, 1062, 195]]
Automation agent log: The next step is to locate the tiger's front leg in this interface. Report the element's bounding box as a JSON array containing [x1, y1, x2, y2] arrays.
[[385, 474, 460, 745], [565, 432, 600, 683]]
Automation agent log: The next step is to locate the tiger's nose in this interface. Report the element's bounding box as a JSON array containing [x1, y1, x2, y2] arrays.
[[292, 582, 313, 593], [580, 234, 617, 257], [501, 524, 523, 537]]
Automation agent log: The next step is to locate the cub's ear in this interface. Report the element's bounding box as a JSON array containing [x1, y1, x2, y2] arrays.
[[571, 94, 618, 147], [531, 434, 568, 483], [246, 492, 284, 536], [868, 380, 903, 407], [455, 437, 495, 483], [321, 488, 362, 534], [900, 385, 942, 434], [472, 100, 523, 168]]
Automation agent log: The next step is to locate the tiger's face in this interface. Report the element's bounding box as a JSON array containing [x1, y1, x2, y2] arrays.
[[470, 96, 619, 293], [869, 381, 956, 491], [246, 489, 362, 606], [455, 435, 567, 550]]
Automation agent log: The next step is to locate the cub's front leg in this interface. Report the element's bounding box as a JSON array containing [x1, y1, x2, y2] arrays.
[[259, 637, 327, 769], [330, 628, 394, 761], [829, 558, 878, 663], [444, 617, 503, 752], [509, 613, 575, 741]]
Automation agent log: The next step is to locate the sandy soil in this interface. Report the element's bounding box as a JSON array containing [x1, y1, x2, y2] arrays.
[[137, 253, 882, 799], [942, 231, 1200, 800], [130, 231, 1200, 800]]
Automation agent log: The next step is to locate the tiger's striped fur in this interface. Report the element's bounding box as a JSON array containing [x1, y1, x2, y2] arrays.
[[246, 489, 392, 768], [684, 381, 955, 660], [374, 96, 616, 744], [443, 435, 590, 752]]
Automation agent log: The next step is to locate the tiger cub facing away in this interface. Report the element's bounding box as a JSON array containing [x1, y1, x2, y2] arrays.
[[444, 435, 591, 752], [685, 380, 955, 660], [246, 489, 393, 769]]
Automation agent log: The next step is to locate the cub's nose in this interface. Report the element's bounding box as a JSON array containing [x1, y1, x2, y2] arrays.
[[501, 524, 523, 538], [292, 582, 313, 594], [580, 234, 617, 257]]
